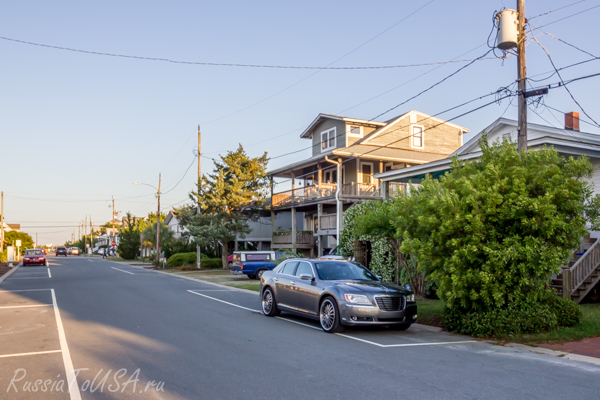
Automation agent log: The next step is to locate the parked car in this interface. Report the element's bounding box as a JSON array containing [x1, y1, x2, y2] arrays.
[[231, 251, 278, 279], [69, 247, 80, 256], [318, 246, 345, 260], [56, 246, 68, 256], [260, 259, 417, 333], [22, 249, 47, 266]]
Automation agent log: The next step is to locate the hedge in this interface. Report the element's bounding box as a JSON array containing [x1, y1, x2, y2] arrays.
[[166, 252, 221, 269]]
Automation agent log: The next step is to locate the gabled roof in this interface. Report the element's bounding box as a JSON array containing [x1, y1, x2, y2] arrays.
[[300, 113, 386, 138], [359, 110, 469, 146]]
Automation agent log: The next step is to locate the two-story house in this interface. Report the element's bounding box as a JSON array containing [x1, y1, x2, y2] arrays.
[[268, 110, 469, 257]]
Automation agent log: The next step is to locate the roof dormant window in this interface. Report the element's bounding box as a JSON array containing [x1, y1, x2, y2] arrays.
[[411, 125, 424, 149], [321, 127, 336, 152], [348, 125, 363, 137]]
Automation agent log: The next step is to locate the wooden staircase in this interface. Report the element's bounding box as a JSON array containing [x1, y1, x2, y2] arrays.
[[552, 236, 600, 303]]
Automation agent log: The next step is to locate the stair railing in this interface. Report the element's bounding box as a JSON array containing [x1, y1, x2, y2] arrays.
[[564, 238, 600, 299]]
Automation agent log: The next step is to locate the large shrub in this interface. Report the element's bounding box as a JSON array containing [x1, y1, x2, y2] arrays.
[[167, 252, 198, 267], [398, 137, 596, 334], [339, 201, 396, 282]]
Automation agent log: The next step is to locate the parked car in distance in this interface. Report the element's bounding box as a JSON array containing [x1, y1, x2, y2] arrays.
[[231, 251, 278, 280], [260, 259, 417, 333], [56, 247, 68, 256], [318, 246, 345, 260], [23, 249, 47, 266], [68, 247, 80, 256]]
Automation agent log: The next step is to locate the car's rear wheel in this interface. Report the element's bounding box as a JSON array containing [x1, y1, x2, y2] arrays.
[[255, 269, 265, 280], [261, 287, 280, 317], [320, 297, 344, 333], [388, 322, 411, 331]]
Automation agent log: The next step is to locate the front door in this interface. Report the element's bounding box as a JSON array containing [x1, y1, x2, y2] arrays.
[[287, 261, 320, 315], [274, 261, 298, 308]]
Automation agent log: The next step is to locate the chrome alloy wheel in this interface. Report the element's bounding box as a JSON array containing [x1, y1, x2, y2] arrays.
[[262, 290, 273, 314], [320, 299, 336, 331]]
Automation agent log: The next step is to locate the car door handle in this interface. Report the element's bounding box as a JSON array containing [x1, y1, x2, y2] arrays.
[[290, 281, 295, 285], [274, 278, 278, 282]]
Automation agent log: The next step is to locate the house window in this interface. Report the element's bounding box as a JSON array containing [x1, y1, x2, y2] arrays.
[[348, 125, 362, 137], [324, 169, 337, 184], [384, 162, 394, 172], [321, 127, 336, 152], [361, 163, 373, 184], [412, 125, 424, 149]]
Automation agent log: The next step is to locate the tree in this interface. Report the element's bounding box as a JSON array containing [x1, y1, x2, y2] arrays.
[[178, 145, 269, 269], [141, 221, 173, 249], [5, 231, 34, 250], [117, 213, 142, 260], [399, 137, 600, 314]]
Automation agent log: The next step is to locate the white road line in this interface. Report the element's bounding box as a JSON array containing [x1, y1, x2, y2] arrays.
[[187, 290, 479, 348], [187, 290, 261, 313], [0, 288, 53, 293], [87, 260, 93, 262], [0, 349, 62, 358], [51, 289, 82, 400], [0, 304, 53, 309], [10, 277, 51, 279], [48, 268, 52, 278], [111, 267, 134, 275], [189, 289, 238, 292]]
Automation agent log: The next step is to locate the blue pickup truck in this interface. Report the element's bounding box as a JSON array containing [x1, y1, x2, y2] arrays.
[[230, 251, 280, 280]]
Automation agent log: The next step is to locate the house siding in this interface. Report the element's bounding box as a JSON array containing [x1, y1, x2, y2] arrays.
[[310, 119, 349, 157], [366, 113, 462, 155]]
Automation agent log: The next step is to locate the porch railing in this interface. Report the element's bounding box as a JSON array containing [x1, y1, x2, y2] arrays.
[[320, 214, 337, 230], [272, 231, 314, 245], [563, 238, 600, 299], [272, 183, 337, 207], [341, 182, 381, 197]]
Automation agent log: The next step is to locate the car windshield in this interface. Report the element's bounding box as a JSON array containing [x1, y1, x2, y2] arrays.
[[25, 250, 43, 255], [314, 261, 378, 281]]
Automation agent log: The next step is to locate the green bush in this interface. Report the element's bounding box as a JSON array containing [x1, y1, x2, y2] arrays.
[[201, 258, 222, 269], [443, 304, 559, 338], [0, 251, 6, 262], [166, 252, 197, 267], [545, 294, 583, 327]]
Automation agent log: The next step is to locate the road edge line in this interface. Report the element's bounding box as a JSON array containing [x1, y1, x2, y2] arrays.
[[187, 290, 261, 313], [51, 289, 82, 400], [505, 343, 600, 366]]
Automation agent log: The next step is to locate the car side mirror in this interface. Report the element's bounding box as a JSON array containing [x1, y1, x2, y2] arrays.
[[376, 275, 382, 281], [299, 273, 313, 281]]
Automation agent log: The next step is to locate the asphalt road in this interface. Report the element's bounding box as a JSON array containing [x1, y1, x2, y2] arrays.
[[0, 256, 599, 400]]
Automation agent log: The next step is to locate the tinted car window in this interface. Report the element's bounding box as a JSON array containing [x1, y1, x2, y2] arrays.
[[280, 261, 298, 275], [246, 254, 271, 261], [314, 261, 378, 281], [25, 250, 43, 255], [294, 262, 313, 277]]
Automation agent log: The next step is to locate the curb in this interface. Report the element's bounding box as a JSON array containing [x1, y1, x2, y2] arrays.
[[0, 263, 23, 284], [505, 343, 600, 366], [107, 260, 260, 296]]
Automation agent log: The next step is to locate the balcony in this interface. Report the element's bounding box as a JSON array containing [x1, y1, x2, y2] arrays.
[[271, 230, 314, 249], [272, 183, 337, 208]]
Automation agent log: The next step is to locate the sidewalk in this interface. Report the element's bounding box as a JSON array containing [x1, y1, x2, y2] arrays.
[[537, 337, 600, 359]]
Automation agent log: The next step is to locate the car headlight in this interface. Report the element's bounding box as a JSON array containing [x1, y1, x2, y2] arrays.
[[406, 294, 415, 303], [344, 294, 371, 305]]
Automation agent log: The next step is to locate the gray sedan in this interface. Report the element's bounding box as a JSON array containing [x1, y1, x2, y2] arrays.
[[260, 259, 417, 333]]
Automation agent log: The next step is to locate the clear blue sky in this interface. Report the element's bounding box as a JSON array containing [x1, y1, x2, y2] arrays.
[[1, 0, 599, 245]]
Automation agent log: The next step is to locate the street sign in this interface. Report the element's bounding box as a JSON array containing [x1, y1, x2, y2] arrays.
[[15, 240, 21, 247], [111, 241, 116, 247]]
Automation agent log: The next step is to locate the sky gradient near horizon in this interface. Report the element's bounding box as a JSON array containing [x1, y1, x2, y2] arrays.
[[1, 0, 599, 245]]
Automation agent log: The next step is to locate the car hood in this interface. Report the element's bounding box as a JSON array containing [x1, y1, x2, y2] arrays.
[[334, 280, 411, 295]]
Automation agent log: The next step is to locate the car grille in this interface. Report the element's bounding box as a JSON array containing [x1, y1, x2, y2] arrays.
[[375, 296, 406, 311]]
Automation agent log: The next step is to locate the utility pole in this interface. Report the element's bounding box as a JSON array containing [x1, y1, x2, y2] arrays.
[[84, 215, 87, 250], [0, 191, 4, 253], [517, 0, 527, 153], [90, 217, 93, 254], [156, 173, 162, 267], [36, 233, 38, 248], [196, 125, 202, 270]]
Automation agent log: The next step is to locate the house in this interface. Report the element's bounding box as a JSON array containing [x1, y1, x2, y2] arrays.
[[165, 211, 183, 239], [374, 112, 600, 303], [268, 111, 469, 257]]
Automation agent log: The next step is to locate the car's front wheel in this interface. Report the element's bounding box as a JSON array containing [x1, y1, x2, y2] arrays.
[[261, 287, 280, 317], [319, 297, 344, 333]]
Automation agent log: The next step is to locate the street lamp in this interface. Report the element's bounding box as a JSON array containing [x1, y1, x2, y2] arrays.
[[133, 173, 162, 266]]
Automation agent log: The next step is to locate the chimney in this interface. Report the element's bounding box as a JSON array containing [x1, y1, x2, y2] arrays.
[[565, 111, 580, 131]]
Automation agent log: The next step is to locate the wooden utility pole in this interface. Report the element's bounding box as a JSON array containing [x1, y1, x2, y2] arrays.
[[90, 217, 93, 254], [84, 215, 87, 250], [196, 125, 202, 269], [517, 0, 527, 153], [156, 173, 162, 267], [0, 191, 4, 252]]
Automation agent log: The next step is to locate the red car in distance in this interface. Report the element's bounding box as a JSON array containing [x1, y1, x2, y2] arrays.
[[23, 249, 47, 266]]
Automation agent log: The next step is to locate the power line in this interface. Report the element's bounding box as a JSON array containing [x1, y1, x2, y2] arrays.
[[528, 0, 589, 20], [531, 37, 600, 128], [533, 3, 600, 30], [371, 49, 494, 120], [162, 155, 198, 195]]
